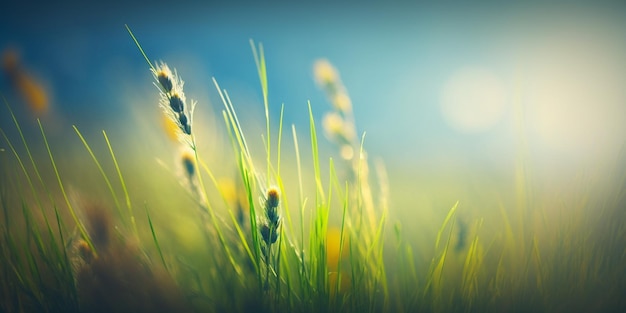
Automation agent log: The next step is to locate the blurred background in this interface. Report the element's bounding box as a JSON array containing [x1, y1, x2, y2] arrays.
[[1, 1, 626, 247]]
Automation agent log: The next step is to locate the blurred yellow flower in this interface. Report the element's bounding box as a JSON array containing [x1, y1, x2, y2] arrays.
[[218, 177, 249, 225], [161, 111, 180, 142], [326, 227, 349, 270], [2, 48, 49, 114]]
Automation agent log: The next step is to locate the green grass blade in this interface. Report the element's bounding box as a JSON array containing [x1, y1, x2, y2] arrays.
[[424, 201, 459, 298], [198, 158, 259, 274], [277, 104, 284, 176], [73, 126, 124, 222], [243, 167, 263, 290], [2, 96, 55, 205], [39, 120, 95, 255], [145, 205, 167, 271], [125, 25, 155, 70], [250, 40, 271, 186], [189, 134, 244, 281], [435, 201, 459, 250], [308, 102, 325, 203], [103, 130, 137, 239]]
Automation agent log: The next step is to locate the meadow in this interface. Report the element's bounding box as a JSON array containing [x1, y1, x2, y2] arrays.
[[1, 26, 625, 313]]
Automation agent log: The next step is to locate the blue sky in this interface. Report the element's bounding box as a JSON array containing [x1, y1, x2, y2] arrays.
[[2, 1, 626, 179]]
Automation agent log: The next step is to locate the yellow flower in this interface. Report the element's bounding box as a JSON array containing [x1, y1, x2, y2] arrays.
[[2, 48, 49, 114]]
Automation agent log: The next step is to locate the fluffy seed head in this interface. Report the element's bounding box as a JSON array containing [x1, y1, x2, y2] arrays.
[[266, 187, 280, 209], [153, 61, 195, 145], [182, 122, 191, 135], [169, 93, 184, 113], [331, 92, 352, 113], [264, 187, 280, 226], [313, 59, 339, 87], [323, 112, 344, 136], [340, 145, 354, 161], [77, 239, 96, 264], [157, 72, 173, 93], [323, 112, 355, 145], [153, 62, 174, 93], [178, 113, 188, 125]]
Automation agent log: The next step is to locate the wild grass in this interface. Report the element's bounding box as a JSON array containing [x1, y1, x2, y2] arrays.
[[0, 27, 625, 313]]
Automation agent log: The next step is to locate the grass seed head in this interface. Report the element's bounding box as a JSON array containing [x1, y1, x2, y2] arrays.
[[260, 223, 278, 245], [182, 122, 191, 135], [152, 61, 194, 144], [157, 74, 173, 93], [266, 207, 280, 227], [331, 91, 352, 114], [180, 149, 196, 179], [323, 112, 355, 146], [314, 58, 353, 114], [178, 113, 192, 135], [265, 187, 280, 208], [313, 58, 339, 88], [83, 204, 112, 250], [77, 239, 96, 264], [169, 93, 185, 113], [153, 62, 174, 93], [265, 187, 281, 226]]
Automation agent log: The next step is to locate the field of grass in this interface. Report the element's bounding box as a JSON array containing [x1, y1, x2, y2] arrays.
[[1, 28, 625, 313]]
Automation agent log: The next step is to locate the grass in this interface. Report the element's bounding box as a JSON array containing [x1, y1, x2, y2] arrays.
[[0, 27, 625, 313]]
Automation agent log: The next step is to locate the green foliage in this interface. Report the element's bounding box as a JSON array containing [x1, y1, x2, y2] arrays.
[[0, 28, 625, 313]]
